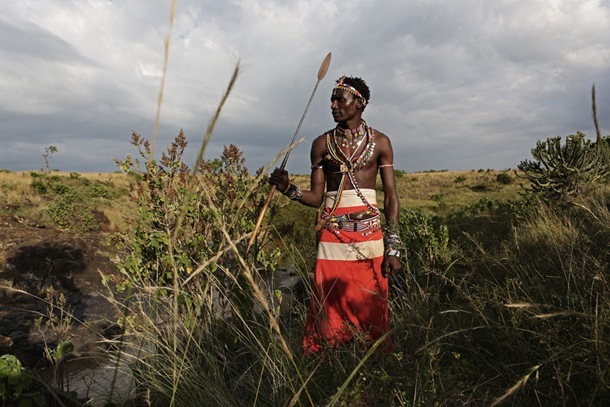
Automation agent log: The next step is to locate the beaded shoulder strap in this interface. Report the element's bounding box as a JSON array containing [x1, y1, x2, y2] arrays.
[[323, 127, 379, 217]]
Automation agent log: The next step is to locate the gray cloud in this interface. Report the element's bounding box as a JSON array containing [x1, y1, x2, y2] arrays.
[[1, 0, 610, 175]]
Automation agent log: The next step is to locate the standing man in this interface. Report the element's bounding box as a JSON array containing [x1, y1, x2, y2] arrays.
[[270, 76, 402, 354]]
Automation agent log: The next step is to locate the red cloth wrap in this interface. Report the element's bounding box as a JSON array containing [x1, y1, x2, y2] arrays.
[[302, 189, 391, 354]]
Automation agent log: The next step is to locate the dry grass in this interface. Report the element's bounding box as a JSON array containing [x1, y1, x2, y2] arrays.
[[0, 169, 525, 228], [294, 169, 525, 215], [0, 171, 42, 207], [0, 171, 136, 231]]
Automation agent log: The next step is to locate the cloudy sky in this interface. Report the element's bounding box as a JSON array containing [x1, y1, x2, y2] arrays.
[[2, 0, 610, 174]]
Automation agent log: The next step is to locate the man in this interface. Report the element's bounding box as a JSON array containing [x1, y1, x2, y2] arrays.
[[270, 75, 402, 354]]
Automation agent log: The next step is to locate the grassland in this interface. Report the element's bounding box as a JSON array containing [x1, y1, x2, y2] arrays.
[[0, 170, 135, 231], [0, 168, 524, 243], [2, 165, 610, 406], [0, 168, 522, 222]]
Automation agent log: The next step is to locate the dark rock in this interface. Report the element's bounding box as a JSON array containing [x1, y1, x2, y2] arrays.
[[0, 215, 120, 369]]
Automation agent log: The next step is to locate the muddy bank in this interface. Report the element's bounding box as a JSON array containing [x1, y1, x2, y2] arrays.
[[0, 215, 120, 369]]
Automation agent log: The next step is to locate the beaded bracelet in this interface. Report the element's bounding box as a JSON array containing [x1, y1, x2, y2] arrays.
[[384, 227, 404, 257], [284, 183, 303, 201]]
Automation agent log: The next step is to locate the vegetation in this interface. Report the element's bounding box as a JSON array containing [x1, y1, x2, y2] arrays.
[[2, 58, 610, 407], [517, 132, 610, 202], [0, 170, 133, 232], [2, 130, 610, 405], [102, 137, 607, 405]]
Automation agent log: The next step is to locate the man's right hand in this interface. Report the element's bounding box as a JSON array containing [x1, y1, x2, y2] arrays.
[[269, 168, 290, 193]]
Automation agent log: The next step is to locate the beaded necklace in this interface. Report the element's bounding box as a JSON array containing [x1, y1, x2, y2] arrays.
[[327, 121, 376, 174], [323, 121, 379, 217], [336, 123, 366, 148]]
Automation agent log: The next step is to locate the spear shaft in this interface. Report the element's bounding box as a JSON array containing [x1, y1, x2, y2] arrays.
[[247, 52, 332, 253]]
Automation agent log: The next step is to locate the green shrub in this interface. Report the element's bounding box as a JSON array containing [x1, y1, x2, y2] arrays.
[[30, 179, 48, 194], [394, 169, 407, 178], [518, 132, 610, 201], [398, 208, 451, 275], [470, 183, 491, 192], [496, 172, 513, 185], [48, 192, 98, 232], [0, 354, 45, 406], [88, 182, 109, 198], [47, 182, 73, 195]]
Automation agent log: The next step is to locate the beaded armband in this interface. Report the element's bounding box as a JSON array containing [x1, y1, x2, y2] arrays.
[[384, 227, 404, 257], [284, 183, 304, 201]]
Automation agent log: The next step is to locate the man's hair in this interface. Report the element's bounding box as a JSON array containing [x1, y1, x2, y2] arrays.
[[341, 76, 370, 109]]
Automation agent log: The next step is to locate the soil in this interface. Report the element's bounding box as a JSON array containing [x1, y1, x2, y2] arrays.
[[0, 214, 120, 369]]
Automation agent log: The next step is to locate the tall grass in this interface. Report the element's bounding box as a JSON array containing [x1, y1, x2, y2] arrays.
[[108, 108, 610, 405]]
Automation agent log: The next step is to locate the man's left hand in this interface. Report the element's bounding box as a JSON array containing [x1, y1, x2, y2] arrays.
[[382, 255, 401, 278]]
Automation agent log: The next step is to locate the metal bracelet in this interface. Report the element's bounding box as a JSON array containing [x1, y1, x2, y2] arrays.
[[286, 183, 303, 201], [386, 249, 400, 257]]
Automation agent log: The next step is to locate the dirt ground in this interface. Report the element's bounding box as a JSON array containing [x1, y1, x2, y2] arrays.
[[0, 214, 119, 368]]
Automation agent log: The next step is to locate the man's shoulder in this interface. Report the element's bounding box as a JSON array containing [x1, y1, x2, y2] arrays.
[[370, 126, 389, 139], [312, 130, 333, 143]]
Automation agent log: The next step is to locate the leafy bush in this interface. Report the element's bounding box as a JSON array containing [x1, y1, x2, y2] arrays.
[[0, 354, 46, 406], [30, 179, 48, 194], [112, 131, 278, 300], [48, 191, 98, 232], [27, 172, 116, 231], [107, 130, 313, 406], [88, 182, 109, 198], [0, 354, 32, 399], [394, 169, 407, 178], [398, 208, 451, 275], [496, 172, 513, 185]]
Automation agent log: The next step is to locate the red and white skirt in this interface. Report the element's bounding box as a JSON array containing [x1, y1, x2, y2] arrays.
[[302, 189, 390, 354]]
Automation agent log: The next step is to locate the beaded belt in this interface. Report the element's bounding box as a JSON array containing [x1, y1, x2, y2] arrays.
[[322, 211, 381, 233]]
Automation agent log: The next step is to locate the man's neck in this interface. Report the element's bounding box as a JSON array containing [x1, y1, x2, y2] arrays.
[[338, 117, 363, 130]]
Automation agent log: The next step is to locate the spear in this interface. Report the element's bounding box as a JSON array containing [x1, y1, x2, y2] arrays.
[[247, 52, 332, 254]]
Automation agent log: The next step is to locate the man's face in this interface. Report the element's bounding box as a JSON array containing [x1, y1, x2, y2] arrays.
[[330, 89, 361, 123]]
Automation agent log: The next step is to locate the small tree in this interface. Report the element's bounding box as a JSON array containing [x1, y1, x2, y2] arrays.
[[43, 145, 58, 175], [517, 133, 610, 201], [518, 86, 610, 202]]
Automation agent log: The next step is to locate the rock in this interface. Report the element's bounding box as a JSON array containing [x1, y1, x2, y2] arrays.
[[0, 215, 120, 369], [0, 334, 13, 351]]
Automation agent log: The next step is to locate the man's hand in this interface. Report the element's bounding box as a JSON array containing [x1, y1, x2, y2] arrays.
[[382, 254, 401, 278], [270, 168, 290, 193]]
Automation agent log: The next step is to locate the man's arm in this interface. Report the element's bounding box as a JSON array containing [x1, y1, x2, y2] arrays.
[[377, 133, 402, 277], [269, 135, 326, 208], [378, 134, 399, 228]]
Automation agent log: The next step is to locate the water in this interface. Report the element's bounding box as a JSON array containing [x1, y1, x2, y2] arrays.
[[40, 355, 136, 406]]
